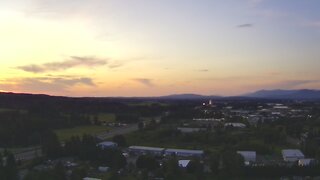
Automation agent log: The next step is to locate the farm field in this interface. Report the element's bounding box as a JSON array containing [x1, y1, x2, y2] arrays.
[[54, 125, 110, 142]]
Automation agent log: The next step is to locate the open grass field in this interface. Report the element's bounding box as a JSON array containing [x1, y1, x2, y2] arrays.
[[0, 108, 14, 112], [54, 125, 110, 142], [0, 108, 27, 114], [97, 113, 116, 123], [88, 113, 116, 123]]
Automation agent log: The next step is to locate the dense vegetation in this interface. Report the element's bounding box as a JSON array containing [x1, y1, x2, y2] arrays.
[[0, 93, 168, 147], [2, 93, 320, 179]]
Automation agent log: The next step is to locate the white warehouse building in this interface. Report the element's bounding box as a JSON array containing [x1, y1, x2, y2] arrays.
[[282, 149, 305, 162], [237, 151, 256, 164]]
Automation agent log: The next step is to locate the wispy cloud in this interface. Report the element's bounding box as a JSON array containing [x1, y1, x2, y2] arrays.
[[107, 61, 123, 69], [237, 23, 254, 28], [50, 77, 95, 86], [248, 0, 265, 7], [273, 80, 320, 89], [23, 0, 92, 18], [132, 78, 154, 87], [17, 56, 110, 73], [197, 69, 209, 72], [255, 9, 289, 19], [0, 76, 96, 94], [303, 20, 320, 28]]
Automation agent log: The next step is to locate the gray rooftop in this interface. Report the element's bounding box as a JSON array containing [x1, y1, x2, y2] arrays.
[[237, 151, 256, 157], [282, 149, 304, 157], [129, 146, 165, 151], [165, 148, 204, 154], [98, 141, 117, 146]]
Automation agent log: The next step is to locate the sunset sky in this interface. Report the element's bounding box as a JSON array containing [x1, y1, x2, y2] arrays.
[[0, 0, 320, 97]]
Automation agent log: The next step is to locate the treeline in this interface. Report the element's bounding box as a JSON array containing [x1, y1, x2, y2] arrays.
[[24, 162, 69, 180], [0, 111, 90, 147], [130, 149, 303, 179], [0, 92, 169, 116], [127, 126, 286, 155], [42, 133, 127, 170], [0, 151, 18, 180], [0, 132, 127, 180], [130, 155, 205, 180], [208, 150, 320, 178], [23, 133, 127, 180], [243, 165, 320, 178], [0, 93, 174, 148]]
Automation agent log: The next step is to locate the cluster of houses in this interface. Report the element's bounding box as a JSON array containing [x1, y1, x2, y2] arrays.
[[195, 101, 312, 128]]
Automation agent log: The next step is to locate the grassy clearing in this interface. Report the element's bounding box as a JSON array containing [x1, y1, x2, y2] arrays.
[[0, 108, 27, 114], [54, 125, 110, 142], [97, 113, 116, 123], [0, 108, 13, 112], [0, 146, 41, 154], [89, 113, 116, 123]]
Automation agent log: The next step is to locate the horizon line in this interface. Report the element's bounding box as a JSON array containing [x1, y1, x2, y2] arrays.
[[1, 89, 319, 99]]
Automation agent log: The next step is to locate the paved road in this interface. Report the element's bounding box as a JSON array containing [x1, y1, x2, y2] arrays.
[[96, 123, 138, 140]]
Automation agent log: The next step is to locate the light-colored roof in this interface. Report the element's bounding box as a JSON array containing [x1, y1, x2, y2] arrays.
[[224, 123, 246, 128], [282, 149, 305, 158], [129, 146, 165, 151], [178, 160, 190, 168], [98, 166, 109, 172], [165, 148, 204, 154], [177, 127, 205, 133], [298, 158, 314, 165], [83, 177, 102, 180], [274, 106, 289, 109], [97, 141, 117, 146], [237, 151, 256, 158]]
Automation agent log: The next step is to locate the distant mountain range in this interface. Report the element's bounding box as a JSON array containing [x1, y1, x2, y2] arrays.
[[158, 89, 320, 100], [158, 94, 222, 100], [243, 89, 320, 99], [1, 89, 320, 100]]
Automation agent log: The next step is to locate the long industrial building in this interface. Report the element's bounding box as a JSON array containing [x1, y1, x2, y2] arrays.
[[164, 148, 204, 157], [128, 146, 165, 155], [128, 146, 204, 157]]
